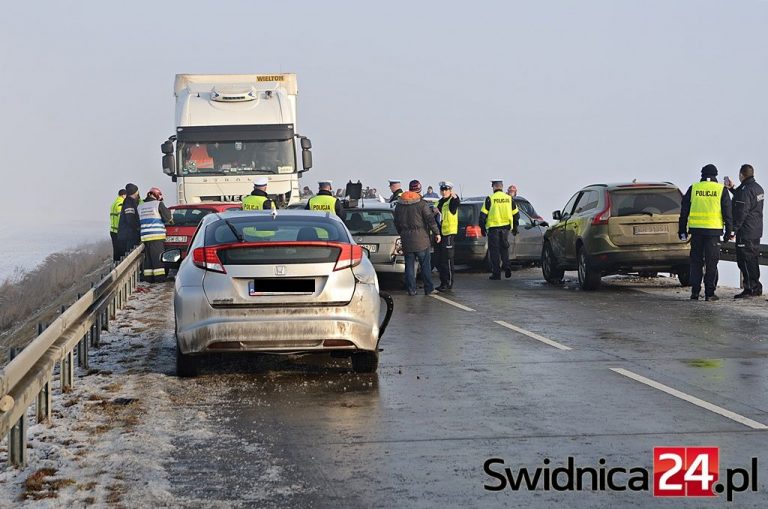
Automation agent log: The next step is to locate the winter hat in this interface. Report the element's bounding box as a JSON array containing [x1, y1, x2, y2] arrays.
[[701, 164, 718, 177], [409, 179, 422, 192], [125, 183, 139, 195]]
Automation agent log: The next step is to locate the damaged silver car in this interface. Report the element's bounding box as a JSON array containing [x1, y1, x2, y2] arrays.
[[164, 210, 393, 377]]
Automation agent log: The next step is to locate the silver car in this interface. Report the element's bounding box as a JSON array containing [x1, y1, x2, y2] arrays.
[[342, 205, 405, 274], [166, 210, 393, 376]]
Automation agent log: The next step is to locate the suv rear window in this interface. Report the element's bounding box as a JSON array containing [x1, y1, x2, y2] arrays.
[[609, 189, 681, 216], [343, 210, 397, 236], [205, 217, 349, 244], [458, 203, 478, 226]]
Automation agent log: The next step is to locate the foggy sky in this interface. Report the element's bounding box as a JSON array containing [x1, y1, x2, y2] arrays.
[[1, 0, 767, 231]]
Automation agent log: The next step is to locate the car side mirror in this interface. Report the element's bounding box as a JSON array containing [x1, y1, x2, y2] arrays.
[[538, 220, 549, 228], [552, 210, 562, 221], [161, 249, 182, 267]]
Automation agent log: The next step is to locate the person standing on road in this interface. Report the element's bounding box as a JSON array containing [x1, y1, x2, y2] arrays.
[[388, 179, 404, 204], [679, 164, 733, 301], [109, 188, 126, 262], [480, 180, 519, 280], [394, 180, 441, 296], [306, 180, 345, 219], [725, 164, 764, 298], [436, 181, 460, 291], [242, 176, 276, 210], [138, 187, 172, 283], [116, 183, 141, 260]]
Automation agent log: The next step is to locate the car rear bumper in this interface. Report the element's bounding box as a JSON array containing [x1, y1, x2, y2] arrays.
[[373, 257, 405, 273], [175, 284, 381, 355], [454, 240, 486, 264], [589, 248, 691, 271]]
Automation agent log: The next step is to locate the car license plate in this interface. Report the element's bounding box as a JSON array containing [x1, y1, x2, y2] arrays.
[[166, 235, 188, 243], [633, 224, 667, 235], [249, 279, 315, 296], [360, 243, 378, 253]]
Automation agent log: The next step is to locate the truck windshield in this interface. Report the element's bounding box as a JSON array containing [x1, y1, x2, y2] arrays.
[[178, 139, 295, 176]]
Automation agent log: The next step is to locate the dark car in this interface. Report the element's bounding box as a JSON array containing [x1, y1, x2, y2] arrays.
[[541, 182, 691, 290], [454, 200, 547, 268]]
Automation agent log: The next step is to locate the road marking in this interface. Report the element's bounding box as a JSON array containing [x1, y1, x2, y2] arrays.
[[610, 368, 768, 430], [494, 320, 572, 351], [428, 294, 475, 312]]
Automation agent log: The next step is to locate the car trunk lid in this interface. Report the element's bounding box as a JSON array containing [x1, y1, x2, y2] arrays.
[[606, 188, 682, 247]]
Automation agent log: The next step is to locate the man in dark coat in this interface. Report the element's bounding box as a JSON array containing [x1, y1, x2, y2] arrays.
[[726, 164, 764, 298], [393, 180, 441, 295], [116, 183, 141, 260]]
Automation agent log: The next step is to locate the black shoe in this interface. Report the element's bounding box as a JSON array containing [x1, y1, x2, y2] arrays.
[[734, 290, 753, 299], [690, 293, 700, 300], [436, 285, 448, 292], [505, 268, 512, 278], [425, 289, 440, 295], [705, 294, 719, 301], [489, 275, 501, 280], [407, 290, 417, 296]]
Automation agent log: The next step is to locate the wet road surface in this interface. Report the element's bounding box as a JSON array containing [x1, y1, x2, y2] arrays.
[[162, 269, 768, 508]]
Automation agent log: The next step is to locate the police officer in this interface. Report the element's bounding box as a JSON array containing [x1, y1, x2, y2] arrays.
[[479, 179, 519, 280], [306, 180, 345, 219], [388, 179, 404, 204], [679, 164, 733, 301], [242, 176, 275, 210], [725, 164, 764, 298], [109, 188, 126, 262], [116, 183, 141, 259], [137, 187, 172, 283], [436, 181, 460, 291]]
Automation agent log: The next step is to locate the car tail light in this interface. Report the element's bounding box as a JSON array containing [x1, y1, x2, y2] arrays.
[[592, 193, 612, 226], [465, 225, 482, 238], [394, 238, 403, 256], [192, 246, 226, 273], [334, 244, 363, 271]]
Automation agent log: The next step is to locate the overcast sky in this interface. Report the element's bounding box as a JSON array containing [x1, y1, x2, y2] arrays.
[[1, 0, 766, 229]]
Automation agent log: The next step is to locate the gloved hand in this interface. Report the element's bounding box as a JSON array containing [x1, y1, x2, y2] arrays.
[[724, 232, 734, 243], [480, 227, 487, 237], [679, 233, 688, 242], [512, 228, 519, 236]]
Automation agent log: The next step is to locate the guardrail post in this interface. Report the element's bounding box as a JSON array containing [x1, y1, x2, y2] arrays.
[[61, 349, 74, 392], [93, 315, 101, 348], [8, 348, 27, 468], [37, 379, 51, 424], [101, 306, 109, 332]]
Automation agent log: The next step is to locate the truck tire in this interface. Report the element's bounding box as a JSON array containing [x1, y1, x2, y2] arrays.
[[676, 266, 691, 287], [351, 351, 379, 373], [176, 343, 199, 378], [541, 242, 564, 284], [577, 248, 601, 291]]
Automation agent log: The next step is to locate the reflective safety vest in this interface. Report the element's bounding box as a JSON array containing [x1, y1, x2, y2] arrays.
[[188, 145, 214, 169], [482, 191, 518, 228], [440, 200, 458, 235], [242, 195, 275, 211], [688, 181, 724, 230], [110, 196, 124, 233], [137, 201, 166, 242], [308, 194, 339, 215]]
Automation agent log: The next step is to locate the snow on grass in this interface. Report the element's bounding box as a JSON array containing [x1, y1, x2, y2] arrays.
[[0, 281, 301, 507]]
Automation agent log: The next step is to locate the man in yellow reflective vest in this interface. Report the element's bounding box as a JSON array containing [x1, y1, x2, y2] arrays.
[[480, 179, 519, 280], [306, 180, 345, 219], [436, 181, 460, 291], [242, 176, 276, 211], [109, 188, 126, 262], [679, 164, 733, 301]]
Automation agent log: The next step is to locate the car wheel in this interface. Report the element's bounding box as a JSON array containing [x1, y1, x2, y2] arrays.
[[676, 266, 691, 287], [351, 351, 379, 373], [176, 342, 199, 378], [577, 248, 601, 291], [541, 242, 564, 284]]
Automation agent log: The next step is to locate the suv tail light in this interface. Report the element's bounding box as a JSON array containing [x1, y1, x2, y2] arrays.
[[334, 244, 363, 271], [192, 246, 226, 273], [393, 238, 403, 256], [465, 225, 482, 238], [591, 193, 612, 226]]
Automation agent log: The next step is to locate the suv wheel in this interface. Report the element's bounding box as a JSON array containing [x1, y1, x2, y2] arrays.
[[351, 351, 379, 373], [577, 248, 601, 291], [675, 265, 691, 287], [176, 343, 199, 378], [541, 242, 564, 284]]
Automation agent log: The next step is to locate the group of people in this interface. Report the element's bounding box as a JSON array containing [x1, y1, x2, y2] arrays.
[[679, 163, 764, 301], [110, 183, 172, 284]]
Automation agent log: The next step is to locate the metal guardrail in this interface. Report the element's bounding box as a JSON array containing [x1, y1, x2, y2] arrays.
[[720, 241, 768, 265], [0, 245, 144, 467]]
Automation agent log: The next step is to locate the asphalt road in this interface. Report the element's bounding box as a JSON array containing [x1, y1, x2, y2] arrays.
[[156, 269, 768, 508]]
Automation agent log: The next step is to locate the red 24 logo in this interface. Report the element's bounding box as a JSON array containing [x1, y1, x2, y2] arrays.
[[654, 447, 719, 497]]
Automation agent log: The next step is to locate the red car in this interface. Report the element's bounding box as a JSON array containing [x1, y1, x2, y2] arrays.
[[165, 203, 242, 258]]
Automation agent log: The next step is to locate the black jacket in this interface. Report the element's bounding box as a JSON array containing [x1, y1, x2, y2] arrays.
[[679, 178, 733, 237], [389, 188, 403, 204], [394, 191, 440, 253], [305, 189, 345, 220], [729, 177, 764, 240], [116, 195, 141, 245]]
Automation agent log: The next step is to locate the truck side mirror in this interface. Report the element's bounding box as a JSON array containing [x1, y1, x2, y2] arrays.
[[300, 137, 312, 150], [552, 210, 562, 221], [302, 149, 313, 171], [163, 154, 176, 176], [161, 141, 174, 155]]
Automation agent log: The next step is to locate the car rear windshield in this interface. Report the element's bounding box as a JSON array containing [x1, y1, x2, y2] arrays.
[[609, 189, 681, 216], [218, 245, 341, 265], [172, 208, 218, 227], [205, 216, 350, 245], [458, 204, 478, 226], [342, 210, 398, 236]]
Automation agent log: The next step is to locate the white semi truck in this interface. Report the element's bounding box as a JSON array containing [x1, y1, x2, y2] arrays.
[[161, 73, 313, 205]]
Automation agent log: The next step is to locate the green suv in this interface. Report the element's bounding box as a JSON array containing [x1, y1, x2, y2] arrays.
[[541, 182, 691, 290]]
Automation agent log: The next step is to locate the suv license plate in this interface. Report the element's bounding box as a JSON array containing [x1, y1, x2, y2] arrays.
[[360, 244, 378, 253], [633, 224, 667, 235]]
